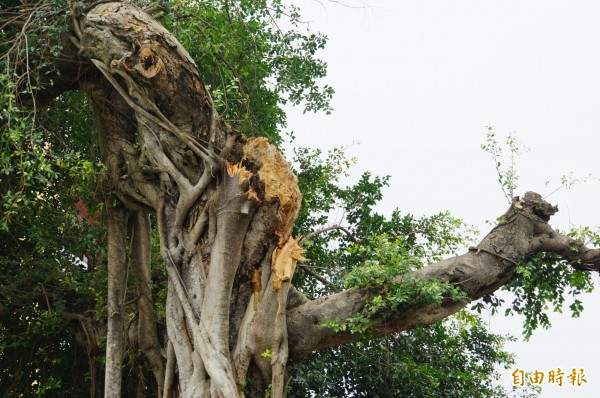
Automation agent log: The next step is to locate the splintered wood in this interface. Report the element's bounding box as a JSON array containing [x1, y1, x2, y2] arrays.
[[231, 137, 305, 292], [271, 236, 306, 292], [242, 137, 302, 244]]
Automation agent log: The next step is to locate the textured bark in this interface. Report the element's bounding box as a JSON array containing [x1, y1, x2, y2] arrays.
[[68, 3, 303, 396], [13, 2, 600, 397], [105, 206, 129, 398], [130, 212, 165, 396]]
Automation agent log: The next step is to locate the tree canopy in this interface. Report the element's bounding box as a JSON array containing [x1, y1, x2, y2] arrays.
[[0, 1, 598, 397]]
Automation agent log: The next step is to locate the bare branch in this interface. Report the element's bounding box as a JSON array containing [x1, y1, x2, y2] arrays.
[[298, 263, 336, 287], [301, 224, 361, 244]]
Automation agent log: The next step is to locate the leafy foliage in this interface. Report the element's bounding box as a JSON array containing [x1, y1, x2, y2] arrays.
[[291, 311, 532, 398], [481, 127, 528, 204], [321, 236, 468, 336], [160, 0, 333, 142], [0, 80, 107, 395], [290, 147, 523, 397], [0, 0, 72, 107], [476, 228, 597, 340]]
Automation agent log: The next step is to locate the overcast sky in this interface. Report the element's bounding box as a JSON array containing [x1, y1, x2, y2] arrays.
[[284, 1, 600, 396]]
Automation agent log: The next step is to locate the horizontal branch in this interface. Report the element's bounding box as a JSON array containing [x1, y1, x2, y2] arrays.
[[286, 192, 600, 362]]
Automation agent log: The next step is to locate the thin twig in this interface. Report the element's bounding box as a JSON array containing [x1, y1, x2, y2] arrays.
[[301, 224, 361, 244], [39, 283, 51, 311], [298, 263, 335, 287]]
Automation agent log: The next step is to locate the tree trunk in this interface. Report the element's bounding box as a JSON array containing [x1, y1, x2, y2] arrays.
[[13, 2, 600, 397], [70, 3, 304, 396]]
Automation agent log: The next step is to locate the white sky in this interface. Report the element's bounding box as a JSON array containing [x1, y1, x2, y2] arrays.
[[284, 1, 600, 397]]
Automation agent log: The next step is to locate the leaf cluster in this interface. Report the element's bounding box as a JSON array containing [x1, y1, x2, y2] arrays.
[[0, 83, 108, 395], [160, 0, 333, 142], [323, 236, 467, 335], [0, 0, 72, 105], [488, 229, 596, 340], [290, 146, 522, 397], [481, 127, 528, 204], [291, 311, 522, 398]]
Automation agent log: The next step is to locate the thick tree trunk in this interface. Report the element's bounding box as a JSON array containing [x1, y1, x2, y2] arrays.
[[12, 2, 600, 397], [69, 3, 304, 396]]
